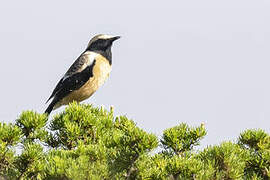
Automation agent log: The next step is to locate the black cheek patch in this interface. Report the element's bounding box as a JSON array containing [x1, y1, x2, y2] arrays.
[[88, 39, 108, 51]]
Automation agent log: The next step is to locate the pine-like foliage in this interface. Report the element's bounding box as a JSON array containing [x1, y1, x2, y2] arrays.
[[0, 102, 269, 179]]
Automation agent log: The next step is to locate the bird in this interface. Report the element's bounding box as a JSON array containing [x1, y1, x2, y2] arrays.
[[45, 34, 120, 114]]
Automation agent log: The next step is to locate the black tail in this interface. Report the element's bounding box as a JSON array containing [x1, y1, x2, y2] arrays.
[[45, 99, 57, 115]]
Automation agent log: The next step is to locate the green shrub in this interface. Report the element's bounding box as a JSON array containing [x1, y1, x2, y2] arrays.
[[0, 102, 269, 179]]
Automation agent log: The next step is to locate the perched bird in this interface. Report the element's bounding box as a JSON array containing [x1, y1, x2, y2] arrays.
[[45, 34, 120, 114]]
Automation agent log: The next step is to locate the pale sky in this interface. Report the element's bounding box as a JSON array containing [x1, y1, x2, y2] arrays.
[[0, 0, 270, 148]]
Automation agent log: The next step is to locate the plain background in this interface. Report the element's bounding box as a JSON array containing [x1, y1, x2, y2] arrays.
[[0, 0, 270, 148]]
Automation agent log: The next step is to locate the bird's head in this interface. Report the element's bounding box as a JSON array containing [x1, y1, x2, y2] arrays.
[[86, 34, 120, 52]]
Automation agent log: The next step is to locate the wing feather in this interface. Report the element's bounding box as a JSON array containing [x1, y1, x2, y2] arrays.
[[46, 52, 97, 103]]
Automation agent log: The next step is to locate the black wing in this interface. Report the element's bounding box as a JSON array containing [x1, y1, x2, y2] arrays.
[[45, 64, 95, 115], [46, 53, 92, 103], [45, 78, 64, 103]]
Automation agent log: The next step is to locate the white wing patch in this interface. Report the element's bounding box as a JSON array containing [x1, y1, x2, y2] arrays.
[[84, 51, 99, 66], [62, 52, 99, 81]]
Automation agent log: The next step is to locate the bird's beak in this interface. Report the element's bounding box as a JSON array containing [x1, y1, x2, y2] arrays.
[[111, 36, 121, 42]]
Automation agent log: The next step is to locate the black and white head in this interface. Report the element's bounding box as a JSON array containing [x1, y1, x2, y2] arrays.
[[86, 34, 120, 64], [86, 34, 120, 52]]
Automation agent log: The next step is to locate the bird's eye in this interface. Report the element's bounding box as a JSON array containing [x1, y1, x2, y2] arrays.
[[88, 39, 110, 51]]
